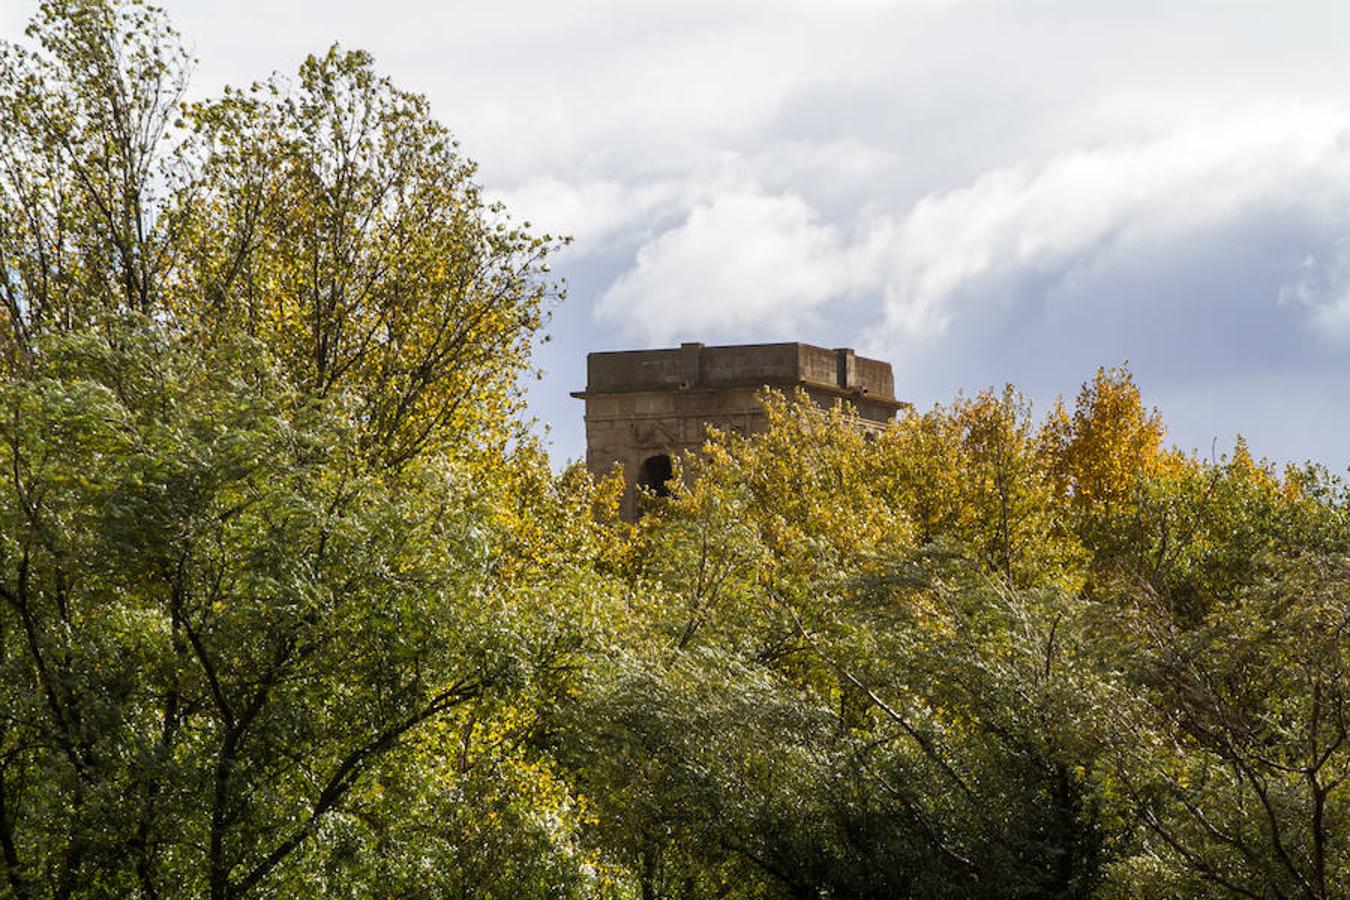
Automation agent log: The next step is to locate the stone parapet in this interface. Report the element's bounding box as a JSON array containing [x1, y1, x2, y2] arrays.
[[577, 341, 898, 401]]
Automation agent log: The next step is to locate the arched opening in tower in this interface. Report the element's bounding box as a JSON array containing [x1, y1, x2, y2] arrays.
[[637, 453, 674, 498]]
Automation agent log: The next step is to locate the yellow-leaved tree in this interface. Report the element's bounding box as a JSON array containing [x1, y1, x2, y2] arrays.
[[879, 385, 1085, 590]]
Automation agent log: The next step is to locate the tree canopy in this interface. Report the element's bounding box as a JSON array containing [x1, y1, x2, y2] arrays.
[[2, 2, 1350, 899]]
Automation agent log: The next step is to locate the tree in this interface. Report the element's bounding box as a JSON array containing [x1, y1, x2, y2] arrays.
[[0, 0, 561, 467], [1100, 552, 1350, 897], [554, 391, 1116, 898], [0, 2, 600, 897], [0, 0, 191, 347], [0, 318, 610, 899], [878, 385, 1085, 591], [172, 45, 562, 467], [562, 376, 1350, 898]]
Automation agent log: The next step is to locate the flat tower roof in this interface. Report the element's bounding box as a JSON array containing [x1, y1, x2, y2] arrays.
[[572, 341, 900, 410]]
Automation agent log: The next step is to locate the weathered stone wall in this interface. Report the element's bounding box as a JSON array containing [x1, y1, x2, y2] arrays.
[[574, 341, 904, 519]]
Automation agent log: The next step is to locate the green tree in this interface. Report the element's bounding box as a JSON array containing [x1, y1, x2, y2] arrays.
[[0, 2, 601, 897], [0, 321, 608, 899], [1097, 549, 1350, 898], [0, 0, 191, 347], [0, 0, 561, 465]]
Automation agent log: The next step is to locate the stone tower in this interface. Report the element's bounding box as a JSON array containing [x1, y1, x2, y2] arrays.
[[572, 341, 905, 519]]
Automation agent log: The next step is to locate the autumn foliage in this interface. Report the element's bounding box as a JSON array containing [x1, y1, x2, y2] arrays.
[[606, 374, 1350, 898], [2, 3, 1349, 899]]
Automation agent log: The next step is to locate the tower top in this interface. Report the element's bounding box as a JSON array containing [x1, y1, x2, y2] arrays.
[[571, 340, 900, 409], [572, 341, 905, 519]]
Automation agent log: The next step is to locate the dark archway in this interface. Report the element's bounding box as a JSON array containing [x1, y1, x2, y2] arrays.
[[637, 453, 674, 498]]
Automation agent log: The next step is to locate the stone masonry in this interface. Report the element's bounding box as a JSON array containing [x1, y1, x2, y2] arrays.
[[572, 341, 906, 519]]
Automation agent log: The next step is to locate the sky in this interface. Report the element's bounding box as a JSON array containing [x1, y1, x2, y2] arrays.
[[6, 0, 1350, 467]]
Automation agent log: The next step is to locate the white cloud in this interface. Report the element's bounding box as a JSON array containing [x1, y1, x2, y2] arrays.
[[594, 188, 881, 341], [869, 103, 1350, 349], [491, 138, 903, 261], [490, 177, 686, 249], [586, 103, 1350, 352]]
